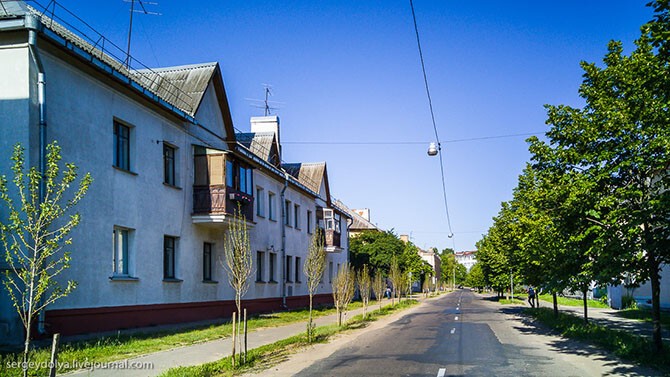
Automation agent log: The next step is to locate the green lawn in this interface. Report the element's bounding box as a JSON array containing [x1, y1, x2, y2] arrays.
[[538, 294, 609, 308], [499, 298, 527, 305], [0, 300, 370, 377], [526, 307, 670, 374], [160, 300, 420, 377], [615, 308, 670, 328]]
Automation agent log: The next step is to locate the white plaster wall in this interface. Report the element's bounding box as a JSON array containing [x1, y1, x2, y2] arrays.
[[194, 82, 227, 140], [38, 50, 240, 309]]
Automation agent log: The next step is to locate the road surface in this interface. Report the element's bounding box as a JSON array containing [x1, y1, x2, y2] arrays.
[[281, 290, 658, 376]]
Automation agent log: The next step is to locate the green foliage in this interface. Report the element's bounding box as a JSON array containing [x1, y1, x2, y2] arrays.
[[465, 263, 485, 290], [349, 230, 404, 273], [476, 2, 670, 350], [0, 142, 92, 374]]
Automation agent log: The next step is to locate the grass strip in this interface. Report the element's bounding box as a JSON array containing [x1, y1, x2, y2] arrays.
[[160, 300, 420, 377], [525, 307, 670, 374], [0, 301, 366, 377], [499, 298, 526, 305], [537, 294, 609, 308], [615, 308, 670, 328]]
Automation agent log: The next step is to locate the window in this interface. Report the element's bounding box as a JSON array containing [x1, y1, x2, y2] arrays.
[[164, 236, 177, 279], [269, 252, 277, 282], [295, 257, 301, 283], [256, 251, 265, 282], [225, 159, 253, 195], [323, 209, 341, 232], [268, 192, 276, 221], [112, 227, 130, 276], [307, 210, 313, 234], [113, 121, 130, 171], [286, 255, 293, 282], [256, 187, 265, 217], [203, 242, 213, 281], [164, 144, 176, 186], [226, 160, 235, 187], [294, 204, 300, 229], [329, 261, 333, 283], [284, 200, 292, 226]]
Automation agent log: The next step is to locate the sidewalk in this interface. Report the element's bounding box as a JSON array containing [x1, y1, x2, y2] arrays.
[[534, 298, 670, 341], [64, 295, 433, 377]]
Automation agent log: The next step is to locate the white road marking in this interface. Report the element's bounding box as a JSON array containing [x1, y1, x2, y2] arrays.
[[437, 368, 446, 377], [450, 328, 456, 334], [455, 316, 459, 321]]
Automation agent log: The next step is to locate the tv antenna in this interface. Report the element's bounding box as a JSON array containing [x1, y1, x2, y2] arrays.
[[245, 84, 285, 116], [123, 0, 161, 69]]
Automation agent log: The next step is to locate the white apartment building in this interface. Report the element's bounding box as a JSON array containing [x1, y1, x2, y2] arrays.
[[0, 2, 349, 346], [455, 250, 477, 272]]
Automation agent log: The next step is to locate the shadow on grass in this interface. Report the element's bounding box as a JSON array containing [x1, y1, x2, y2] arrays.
[[507, 307, 669, 375]]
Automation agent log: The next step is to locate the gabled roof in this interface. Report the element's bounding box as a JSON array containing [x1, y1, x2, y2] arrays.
[[236, 132, 280, 166], [282, 162, 329, 197], [0, 1, 28, 18], [133, 63, 218, 117], [333, 199, 379, 231]]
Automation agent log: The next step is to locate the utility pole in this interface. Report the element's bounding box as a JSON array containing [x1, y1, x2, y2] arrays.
[[510, 268, 514, 300]]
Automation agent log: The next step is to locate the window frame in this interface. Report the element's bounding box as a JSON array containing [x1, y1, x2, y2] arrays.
[[269, 252, 277, 282], [294, 204, 300, 229], [163, 236, 177, 280], [203, 242, 213, 282], [112, 226, 130, 276], [286, 255, 293, 282], [256, 186, 265, 217], [307, 210, 313, 234], [256, 251, 265, 282], [284, 200, 292, 227], [163, 143, 177, 186], [268, 192, 276, 221], [113, 121, 131, 171], [295, 256, 301, 283]]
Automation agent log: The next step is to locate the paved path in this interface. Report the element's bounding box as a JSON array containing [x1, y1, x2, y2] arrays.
[[64, 296, 424, 377], [534, 297, 670, 341]]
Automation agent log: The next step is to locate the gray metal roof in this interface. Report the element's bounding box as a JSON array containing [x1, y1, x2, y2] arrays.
[[0, 1, 28, 18], [236, 132, 279, 165], [282, 162, 326, 194], [333, 199, 380, 231], [133, 63, 218, 117]]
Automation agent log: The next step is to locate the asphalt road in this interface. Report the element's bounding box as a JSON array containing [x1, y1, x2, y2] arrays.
[[292, 290, 659, 377]]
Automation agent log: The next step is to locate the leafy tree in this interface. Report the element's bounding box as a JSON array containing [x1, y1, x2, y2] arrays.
[[349, 230, 404, 273], [0, 142, 92, 377], [530, 1, 670, 350], [372, 272, 385, 309], [304, 228, 326, 342], [388, 256, 401, 305], [221, 204, 253, 362], [465, 263, 485, 291], [332, 262, 355, 326], [357, 264, 372, 319]]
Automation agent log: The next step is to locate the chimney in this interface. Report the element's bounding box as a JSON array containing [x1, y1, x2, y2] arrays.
[[400, 235, 409, 243], [353, 208, 371, 222], [250, 115, 281, 159]]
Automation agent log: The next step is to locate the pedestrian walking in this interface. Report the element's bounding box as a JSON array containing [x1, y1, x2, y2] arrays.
[[527, 286, 536, 308]]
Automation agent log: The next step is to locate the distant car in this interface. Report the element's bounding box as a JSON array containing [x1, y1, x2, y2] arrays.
[[457, 285, 463, 289]]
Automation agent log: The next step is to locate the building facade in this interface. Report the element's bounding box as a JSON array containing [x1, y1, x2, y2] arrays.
[[0, 2, 349, 346], [455, 250, 477, 272]]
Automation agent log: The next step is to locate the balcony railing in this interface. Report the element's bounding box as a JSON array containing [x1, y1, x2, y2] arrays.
[[193, 185, 226, 214]]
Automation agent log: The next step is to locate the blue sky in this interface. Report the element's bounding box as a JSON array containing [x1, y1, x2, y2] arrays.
[[49, 1, 654, 252]]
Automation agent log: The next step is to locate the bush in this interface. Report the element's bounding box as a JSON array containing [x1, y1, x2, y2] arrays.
[[622, 295, 638, 310]]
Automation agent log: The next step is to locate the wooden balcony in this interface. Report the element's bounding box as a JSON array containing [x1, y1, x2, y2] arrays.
[[193, 185, 227, 214]]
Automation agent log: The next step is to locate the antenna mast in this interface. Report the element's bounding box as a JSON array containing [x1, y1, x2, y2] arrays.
[[124, 0, 161, 69]]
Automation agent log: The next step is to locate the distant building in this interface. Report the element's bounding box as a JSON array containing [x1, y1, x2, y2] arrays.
[[334, 201, 380, 237], [418, 248, 441, 286], [455, 251, 477, 272]]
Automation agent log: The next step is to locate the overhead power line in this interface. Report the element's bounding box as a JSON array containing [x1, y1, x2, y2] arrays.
[[409, 0, 455, 246], [280, 132, 541, 145]]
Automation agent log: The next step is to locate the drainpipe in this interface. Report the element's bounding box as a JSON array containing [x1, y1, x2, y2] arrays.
[[26, 14, 47, 334], [279, 170, 289, 308]]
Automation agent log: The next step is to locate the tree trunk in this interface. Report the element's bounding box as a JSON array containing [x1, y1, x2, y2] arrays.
[[552, 292, 558, 318], [649, 252, 663, 352], [231, 312, 236, 368], [582, 288, 588, 324], [243, 309, 247, 364], [308, 294, 313, 342]]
